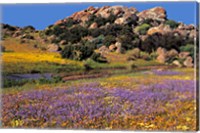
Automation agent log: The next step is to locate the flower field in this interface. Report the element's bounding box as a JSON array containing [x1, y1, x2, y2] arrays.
[[2, 68, 197, 131], [2, 52, 84, 74]]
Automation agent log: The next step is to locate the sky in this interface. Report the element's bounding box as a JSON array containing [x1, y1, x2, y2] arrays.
[[0, 2, 198, 30]]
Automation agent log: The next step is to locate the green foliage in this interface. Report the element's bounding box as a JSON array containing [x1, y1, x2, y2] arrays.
[[141, 32, 186, 53], [3, 79, 29, 88], [90, 28, 102, 37], [103, 24, 123, 36], [165, 20, 179, 29], [180, 44, 194, 58], [3, 24, 17, 31], [91, 52, 108, 63], [61, 42, 95, 61], [135, 23, 151, 35], [22, 25, 35, 33], [118, 35, 136, 50], [59, 18, 78, 27], [36, 76, 63, 85], [87, 14, 117, 27], [103, 35, 116, 47]]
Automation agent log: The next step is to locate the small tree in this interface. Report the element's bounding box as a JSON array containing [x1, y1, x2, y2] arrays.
[[103, 35, 116, 47], [135, 23, 151, 35], [165, 20, 179, 29]]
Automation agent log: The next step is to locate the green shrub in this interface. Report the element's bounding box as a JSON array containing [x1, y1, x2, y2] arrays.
[[59, 18, 77, 27], [135, 23, 151, 35], [118, 35, 135, 50], [180, 44, 194, 58], [91, 52, 108, 63], [103, 35, 116, 47], [3, 79, 29, 88], [61, 43, 95, 61], [22, 25, 35, 33], [165, 20, 179, 29], [3, 24, 17, 31], [37, 76, 63, 85]]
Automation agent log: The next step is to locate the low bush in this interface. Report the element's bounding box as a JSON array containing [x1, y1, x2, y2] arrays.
[[165, 20, 179, 29], [91, 52, 108, 63], [180, 44, 194, 58], [135, 23, 151, 35], [3, 79, 29, 88]]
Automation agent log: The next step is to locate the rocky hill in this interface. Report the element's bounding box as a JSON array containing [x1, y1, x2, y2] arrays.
[[1, 5, 199, 67]]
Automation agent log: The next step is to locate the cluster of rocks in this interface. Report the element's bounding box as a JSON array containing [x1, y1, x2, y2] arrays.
[[156, 47, 193, 68], [54, 6, 167, 29], [2, 24, 36, 43], [60, 6, 139, 25], [98, 41, 123, 55]]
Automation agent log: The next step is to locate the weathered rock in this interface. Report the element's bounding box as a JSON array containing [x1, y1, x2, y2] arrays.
[[48, 35, 56, 42], [137, 7, 166, 22], [167, 49, 178, 58], [54, 20, 63, 25], [114, 14, 138, 25], [98, 45, 109, 54], [109, 44, 117, 52], [60, 40, 67, 45], [156, 47, 167, 63], [183, 56, 194, 68], [112, 6, 124, 16], [139, 35, 148, 41], [114, 17, 126, 25], [156, 47, 167, 55], [115, 42, 122, 53], [147, 24, 172, 35], [47, 44, 61, 52], [189, 30, 197, 39], [173, 29, 188, 37], [157, 55, 166, 63], [95, 6, 111, 18], [70, 10, 91, 22], [172, 60, 182, 68], [89, 22, 98, 29], [179, 52, 190, 59], [12, 31, 22, 38], [86, 6, 98, 14]]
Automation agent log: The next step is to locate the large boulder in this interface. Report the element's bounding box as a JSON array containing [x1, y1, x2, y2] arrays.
[[70, 10, 91, 22], [54, 20, 63, 25], [156, 47, 167, 55], [98, 45, 109, 54], [157, 55, 166, 63], [12, 30, 22, 38], [167, 49, 178, 58], [89, 22, 98, 29], [115, 14, 138, 25], [95, 6, 111, 18], [137, 7, 166, 22], [179, 52, 190, 59], [147, 24, 172, 35], [86, 6, 98, 14], [59, 40, 67, 45], [115, 42, 122, 53], [183, 56, 194, 68], [156, 47, 167, 63], [109, 44, 117, 52], [172, 60, 182, 68], [47, 44, 61, 52]]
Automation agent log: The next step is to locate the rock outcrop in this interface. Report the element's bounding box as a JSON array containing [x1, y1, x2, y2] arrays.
[[137, 7, 166, 22]]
